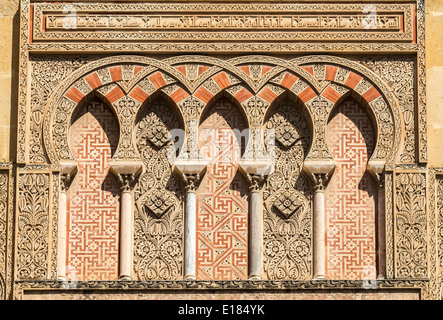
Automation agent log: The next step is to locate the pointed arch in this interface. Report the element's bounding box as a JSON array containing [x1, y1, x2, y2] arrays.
[[66, 95, 121, 281], [324, 96, 378, 280], [196, 96, 249, 280]]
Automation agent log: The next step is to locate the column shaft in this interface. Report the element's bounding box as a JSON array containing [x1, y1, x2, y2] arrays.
[[57, 189, 67, 280], [377, 185, 386, 279], [184, 190, 196, 279], [313, 189, 326, 279], [249, 189, 261, 279], [119, 190, 133, 279]]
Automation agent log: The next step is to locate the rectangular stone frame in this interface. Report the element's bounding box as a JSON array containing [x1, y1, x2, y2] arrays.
[[12, 0, 432, 299]]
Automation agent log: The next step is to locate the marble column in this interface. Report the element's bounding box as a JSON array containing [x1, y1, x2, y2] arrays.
[[313, 173, 328, 280], [183, 173, 199, 280], [57, 173, 71, 280], [376, 173, 386, 279], [118, 174, 135, 280], [247, 174, 264, 280]]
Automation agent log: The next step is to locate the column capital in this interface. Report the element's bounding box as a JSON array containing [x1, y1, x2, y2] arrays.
[[182, 173, 201, 192], [118, 174, 136, 193], [60, 173, 74, 193], [312, 173, 329, 192], [375, 172, 385, 190], [247, 173, 266, 192]]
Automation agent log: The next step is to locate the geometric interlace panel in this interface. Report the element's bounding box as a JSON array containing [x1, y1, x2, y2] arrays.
[[196, 98, 249, 280], [67, 98, 120, 281], [325, 98, 377, 280]]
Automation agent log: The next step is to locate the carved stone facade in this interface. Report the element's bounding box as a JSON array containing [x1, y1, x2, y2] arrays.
[[0, 0, 441, 300]]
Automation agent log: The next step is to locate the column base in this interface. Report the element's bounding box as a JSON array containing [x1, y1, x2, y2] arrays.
[[119, 275, 132, 281], [248, 275, 262, 281], [313, 275, 327, 280], [57, 276, 67, 281], [185, 275, 197, 281], [377, 274, 386, 280]]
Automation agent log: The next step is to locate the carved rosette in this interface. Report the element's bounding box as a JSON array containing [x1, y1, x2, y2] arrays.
[[133, 98, 184, 281], [263, 98, 312, 280]]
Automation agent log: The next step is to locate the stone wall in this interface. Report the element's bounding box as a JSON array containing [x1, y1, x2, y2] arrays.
[[427, 0, 443, 167], [0, 0, 18, 162], [20, 289, 420, 301], [0, 0, 441, 300]]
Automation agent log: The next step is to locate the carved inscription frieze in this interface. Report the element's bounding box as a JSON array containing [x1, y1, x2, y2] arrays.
[[32, 3, 414, 43]]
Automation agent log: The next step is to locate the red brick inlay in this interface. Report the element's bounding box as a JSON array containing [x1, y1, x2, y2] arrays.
[[362, 86, 382, 103], [197, 98, 248, 280], [298, 86, 317, 103], [133, 66, 144, 76], [344, 72, 363, 90], [65, 86, 85, 103], [149, 71, 167, 89], [129, 85, 150, 103], [280, 72, 299, 89], [258, 86, 278, 103], [322, 86, 342, 103], [84, 72, 102, 90], [198, 65, 210, 76], [325, 98, 377, 280], [109, 66, 123, 82], [105, 86, 125, 104], [67, 98, 120, 281], [325, 66, 339, 81], [212, 72, 231, 90], [169, 87, 189, 103], [194, 86, 214, 104], [261, 66, 272, 77], [238, 66, 250, 76], [174, 65, 187, 77], [234, 87, 254, 104], [302, 66, 314, 76]]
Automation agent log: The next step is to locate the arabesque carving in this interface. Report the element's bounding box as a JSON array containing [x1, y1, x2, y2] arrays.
[[395, 173, 427, 278], [10, 0, 435, 300], [263, 98, 312, 280], [133, 98, 184, 281]]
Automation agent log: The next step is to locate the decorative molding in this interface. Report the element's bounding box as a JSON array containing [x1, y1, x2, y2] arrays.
[[27, 43, 420, 54], [13, 279, 429, 300]]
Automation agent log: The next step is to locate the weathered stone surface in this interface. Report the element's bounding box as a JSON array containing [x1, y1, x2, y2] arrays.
[[21, 290, 420, 301], [0, 0, 442, 301], [427, 0, 443, 167]]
